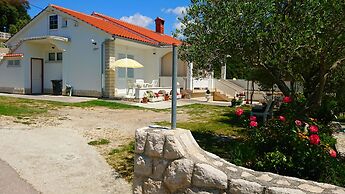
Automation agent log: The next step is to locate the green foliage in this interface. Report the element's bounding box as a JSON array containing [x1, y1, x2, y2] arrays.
[[88, 139, 110, 145], [0, 0, 30, 34], [245, 99, 345, 186], [178, 0, 345, 113]]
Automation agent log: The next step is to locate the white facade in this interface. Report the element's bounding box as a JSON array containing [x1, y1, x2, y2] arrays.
[[0, 5, 191, 97]]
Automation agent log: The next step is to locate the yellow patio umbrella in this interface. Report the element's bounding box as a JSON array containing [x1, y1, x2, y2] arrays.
[[109, 58, 144, 69]]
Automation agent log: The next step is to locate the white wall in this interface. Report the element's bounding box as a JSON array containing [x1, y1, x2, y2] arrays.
[[7, 6, 111, 95], [0, 57, 25, 89]]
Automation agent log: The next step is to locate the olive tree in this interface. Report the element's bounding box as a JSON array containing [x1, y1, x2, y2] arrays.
[[178, 0, 345, 113]]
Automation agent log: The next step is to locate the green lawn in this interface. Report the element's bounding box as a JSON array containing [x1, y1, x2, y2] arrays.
[[156, 104, 255, 166], [0, 96, 144, 117]]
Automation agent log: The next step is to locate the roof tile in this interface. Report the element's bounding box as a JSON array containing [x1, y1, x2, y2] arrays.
[[51, 5, 181, 46]]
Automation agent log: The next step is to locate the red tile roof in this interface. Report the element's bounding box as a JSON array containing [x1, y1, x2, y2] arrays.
[[3, 53, 23, 58], [91, 13, 182, 45], [51, 5, 181, 46]]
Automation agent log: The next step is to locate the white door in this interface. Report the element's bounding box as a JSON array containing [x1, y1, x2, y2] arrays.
[[31, 58, 43, 94]]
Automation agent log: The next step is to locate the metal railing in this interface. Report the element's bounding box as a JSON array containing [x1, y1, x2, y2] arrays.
[[0, 32, 11, 40]]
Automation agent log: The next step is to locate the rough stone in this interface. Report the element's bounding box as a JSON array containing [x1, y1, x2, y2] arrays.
[[134, 129, 147, 154], [213, 161, 223, 167], [134, 155, 152, 176], [192, 163, 227, 190], [241, 171, 255, 178], [133, 176, 145, 194], [332, 189, 345, 194], [266, 187, 306, 194], [298, 184, 324, 193], [164, 159, 194, 193], [143, 178, 169, 194], [135, 128, 147, 154], [205, 151, 220, 160], [227, 167, 238, 172], [228, 179, 264, 194], [145, 132, 165, 158], [315, 183, 336, 189], [176, 187, 220, 194], [276, 180, 291, 186], [256, 174, 273, 182], [152, 159, 169, 180], [164, 135, 185, 160]]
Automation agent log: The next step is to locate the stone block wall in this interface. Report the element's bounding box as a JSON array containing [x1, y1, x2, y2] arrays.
[[134, 127, 345, 194]]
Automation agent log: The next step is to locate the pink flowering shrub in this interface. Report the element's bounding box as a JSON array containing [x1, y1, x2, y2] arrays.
[[235, 95, 345, 186]]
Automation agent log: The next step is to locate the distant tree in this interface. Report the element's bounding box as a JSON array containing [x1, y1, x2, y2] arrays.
[[177, 0, 345, 114], [0, 0, 30, 34]]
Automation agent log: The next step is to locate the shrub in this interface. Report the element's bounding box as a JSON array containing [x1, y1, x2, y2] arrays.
[[235, 96, 345, 186]]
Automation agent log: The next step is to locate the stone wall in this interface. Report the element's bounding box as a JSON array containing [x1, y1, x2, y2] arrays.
[[134, 127, 345, 194]]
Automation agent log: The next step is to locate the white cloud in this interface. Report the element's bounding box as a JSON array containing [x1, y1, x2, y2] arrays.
[[163, 6, 187, 17], [120, 13, 153, 28], [163, 6, 188, 34]]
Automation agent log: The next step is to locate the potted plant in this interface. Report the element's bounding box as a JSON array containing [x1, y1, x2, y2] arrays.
[[164, 93, 170, 101], [142, 96, 148, 103]]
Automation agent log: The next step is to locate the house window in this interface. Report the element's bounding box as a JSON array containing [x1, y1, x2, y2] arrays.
[[127, 68, 134, 78], [57, 52, 63, 61], [117, 53, 135, 78], [7, 60, 20, 67], [118, 68, 126, 78], [49, 15, 58, 29], [61, 18, 68, 28], [48, 52, 55, 61]]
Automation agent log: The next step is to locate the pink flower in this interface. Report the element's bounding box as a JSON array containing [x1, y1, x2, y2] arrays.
[[235, 108, 244, 116], [249, 121, 258, 127], [250, 116, 257, 121], [309, 134, 320, 145], [329, 149, 337, 158], [295, 120, 302, 126], [279, 116, 286, 122], [283, 96, 292, 103], [309, 125, 319, 133]]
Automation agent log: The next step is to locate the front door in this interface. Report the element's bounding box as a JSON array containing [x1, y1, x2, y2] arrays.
[[31, 58, 43, 94]]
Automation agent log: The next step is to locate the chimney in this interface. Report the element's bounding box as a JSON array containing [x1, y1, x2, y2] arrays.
[[155, 17, 165, 34]]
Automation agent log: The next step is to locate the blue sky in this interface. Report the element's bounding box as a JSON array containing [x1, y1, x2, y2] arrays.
[[27, 0, 190, 36]]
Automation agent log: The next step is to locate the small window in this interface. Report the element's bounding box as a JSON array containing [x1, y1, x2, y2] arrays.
[[127, 68, 134, 78], [118, 68, 126, 78], [61, 18, 68, 28], [118, 53, 126, 60], [7, 60, 20, 67], [57, 52, 63, 61], [127, 54, 134, 60], [49, 53, 55, 61], [49, 15, 58, 29]]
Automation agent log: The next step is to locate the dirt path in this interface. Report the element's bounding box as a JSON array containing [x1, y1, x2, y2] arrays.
[[0, 106, 188, 194]]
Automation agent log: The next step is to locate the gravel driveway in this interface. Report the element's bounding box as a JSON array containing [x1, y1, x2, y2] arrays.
[[0, 127, 131, 194], [0, 106, 187, 194]]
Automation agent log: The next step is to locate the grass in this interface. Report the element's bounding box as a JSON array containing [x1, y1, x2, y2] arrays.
[[0, 96, 50, 116], [106, 141, 135, 182], [0, 96, 145, 117], [155, 104, 255, 166], [88, 139, 110, 145], [70, 100, 144, 110]]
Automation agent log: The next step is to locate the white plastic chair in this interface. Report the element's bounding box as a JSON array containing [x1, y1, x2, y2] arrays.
[[135, 79, 145, 88], [147, 80, 158, 88]]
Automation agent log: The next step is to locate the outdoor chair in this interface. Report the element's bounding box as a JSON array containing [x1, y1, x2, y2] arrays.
[[147, 80, 158, 87], [127, 80, 135, 95], [251, 99, 275, 122], [135, 79, 145, 88]]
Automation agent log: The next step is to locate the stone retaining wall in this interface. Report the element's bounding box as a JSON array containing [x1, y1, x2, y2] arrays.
[[134, 127, 345, 194]]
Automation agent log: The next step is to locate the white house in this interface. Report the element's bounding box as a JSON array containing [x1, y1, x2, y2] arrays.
[[0, 4, 199, 98]]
